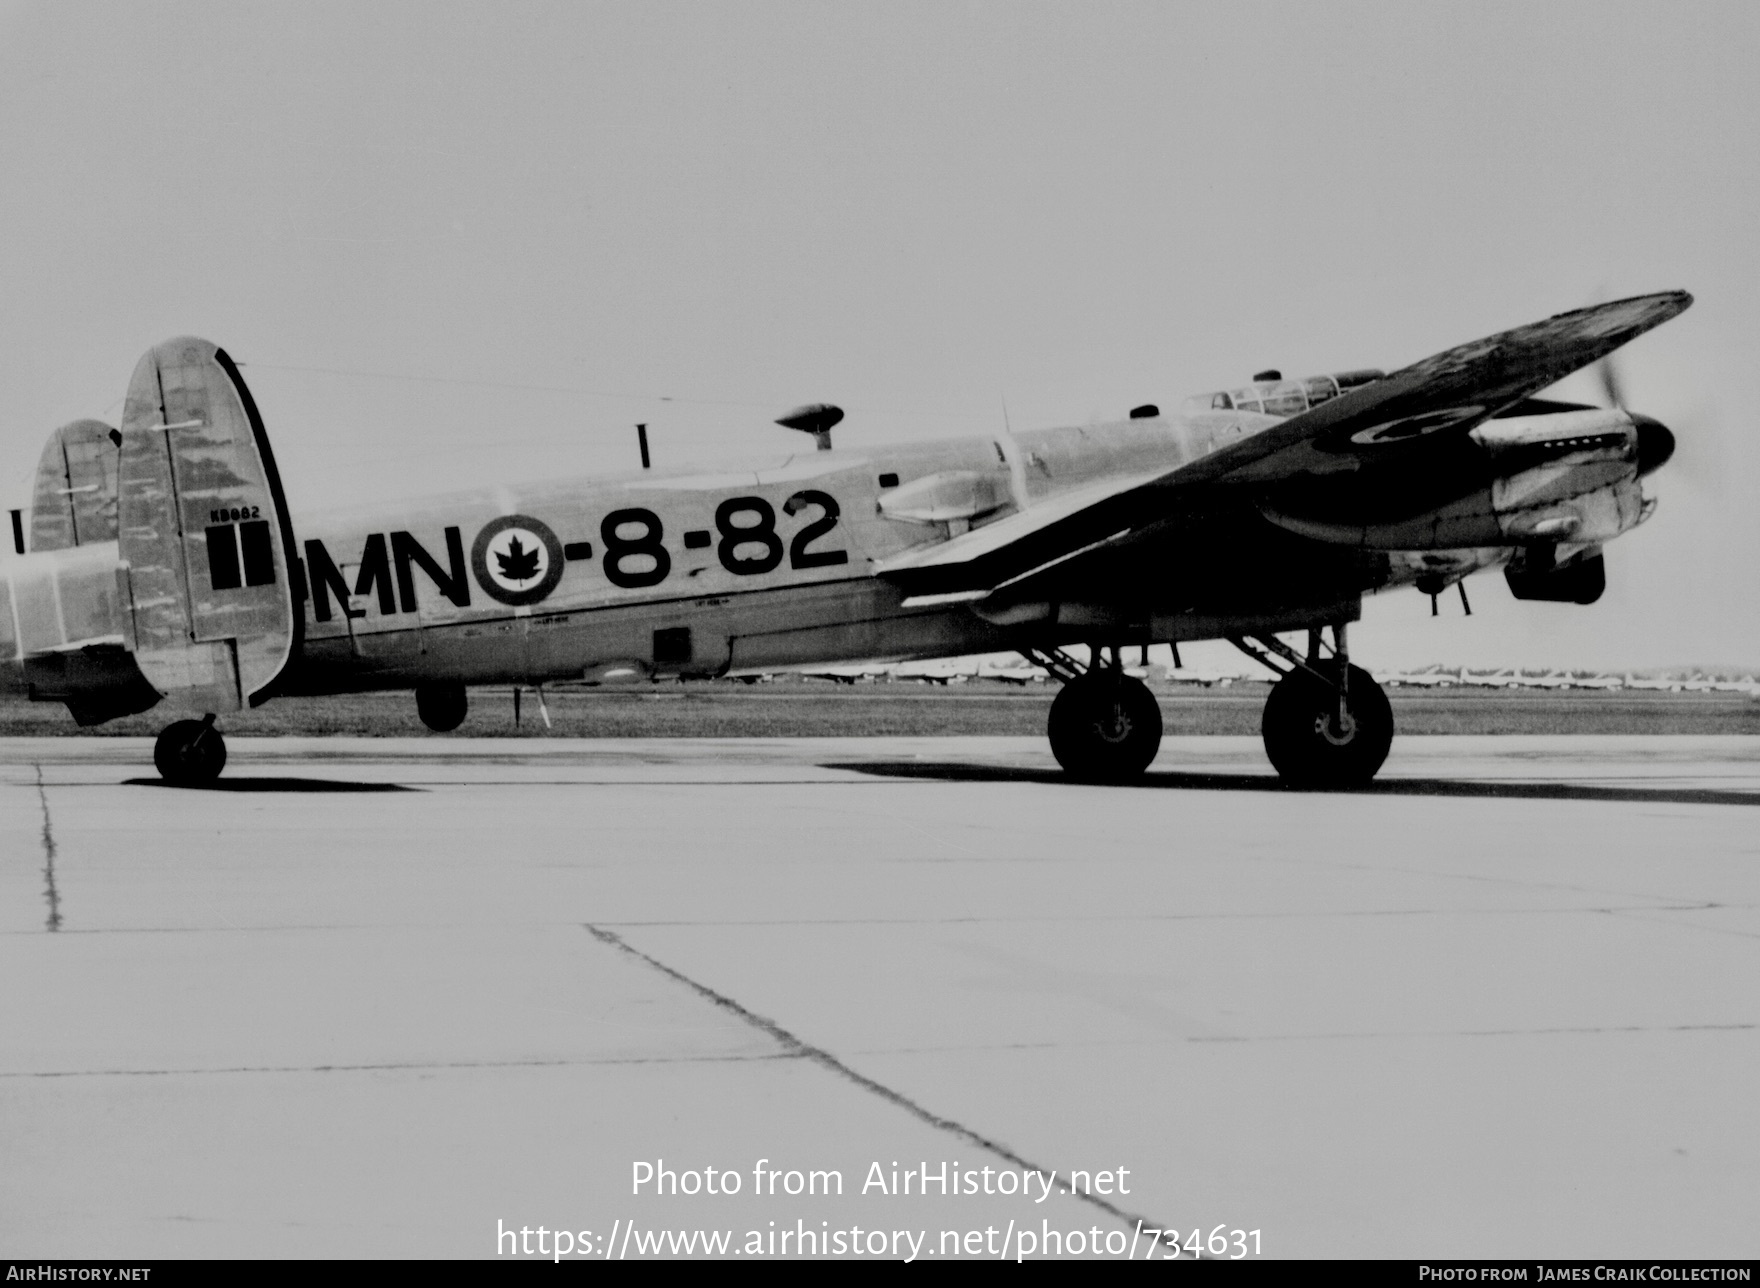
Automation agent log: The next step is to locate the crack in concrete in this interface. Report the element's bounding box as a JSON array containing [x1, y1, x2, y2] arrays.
[[35, 764, 61, 932], [1183, 1022, 1757, 1043], [584, 922, 1174, 1240], [1, 1051, 794, 1079]]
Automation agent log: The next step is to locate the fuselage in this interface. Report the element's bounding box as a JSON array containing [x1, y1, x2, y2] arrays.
[[0, 383, 1653, 711], [283, 415, 1205, 691]]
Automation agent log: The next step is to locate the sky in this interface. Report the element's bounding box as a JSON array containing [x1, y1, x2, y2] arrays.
[[0, 0, 1754, 670]]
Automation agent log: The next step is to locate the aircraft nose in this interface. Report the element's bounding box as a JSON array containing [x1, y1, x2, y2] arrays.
[[1632, 413, 1675, 476]]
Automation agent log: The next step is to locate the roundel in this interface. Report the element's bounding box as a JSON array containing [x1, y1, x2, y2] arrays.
[[471, 514, 566, 606], [1347, 405, 1483, 447]]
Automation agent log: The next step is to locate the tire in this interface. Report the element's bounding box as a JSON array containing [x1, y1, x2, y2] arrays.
[[1048, 672, 1163, 783], [153, 719, 227, 786], [1261, 662, 1392, 788], [415, 683, 468, 732]]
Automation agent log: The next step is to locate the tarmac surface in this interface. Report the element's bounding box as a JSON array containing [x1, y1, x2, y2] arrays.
[[3, 734, 1757, 1260]]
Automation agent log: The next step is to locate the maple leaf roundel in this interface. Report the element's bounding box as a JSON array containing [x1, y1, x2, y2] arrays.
[[470, 514, 566, 606]]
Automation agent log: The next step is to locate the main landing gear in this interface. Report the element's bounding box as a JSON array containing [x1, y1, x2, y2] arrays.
[[153, 714, 227, 786], [1028, 625, 1393, 789], [1229, 624, 1392, 789], [1025, 647, 1163, 783]]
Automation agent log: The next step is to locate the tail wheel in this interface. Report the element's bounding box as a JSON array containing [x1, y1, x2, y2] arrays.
[[153, 718, 227, 786], [1048, 672, 1163, 783], [415, 682, 468, 732], [1261, 662, 1392, 788]]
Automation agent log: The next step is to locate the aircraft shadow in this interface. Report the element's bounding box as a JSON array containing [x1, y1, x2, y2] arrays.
[[824, 761, 1760, 808], [122, 777, 417, 793]]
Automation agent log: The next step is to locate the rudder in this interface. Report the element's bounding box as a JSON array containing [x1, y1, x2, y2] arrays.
[[118, 338, 300, 711], [30, 419, 120, 552]]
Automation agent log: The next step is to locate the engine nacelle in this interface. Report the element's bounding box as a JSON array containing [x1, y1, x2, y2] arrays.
[[1262, 408, 1650, 550], [1267, 474, 1650, 550]]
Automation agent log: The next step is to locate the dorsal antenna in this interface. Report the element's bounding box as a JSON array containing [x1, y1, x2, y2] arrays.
[[775, 403, 843, 451]]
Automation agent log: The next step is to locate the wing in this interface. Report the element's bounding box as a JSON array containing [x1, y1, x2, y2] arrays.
[[880, 290, 1692, 599]]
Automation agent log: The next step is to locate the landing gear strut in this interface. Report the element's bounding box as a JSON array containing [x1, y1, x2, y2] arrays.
[[1027, 646, 1163, 783], [1230, 625, 1392, 788], [153, 714, 227, 786]]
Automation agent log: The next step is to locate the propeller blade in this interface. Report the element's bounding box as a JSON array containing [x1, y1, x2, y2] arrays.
[[1595, 356, 1627, 410]]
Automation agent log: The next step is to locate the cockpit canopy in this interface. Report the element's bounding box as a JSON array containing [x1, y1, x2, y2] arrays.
[[1184, 368, 1384, 419]]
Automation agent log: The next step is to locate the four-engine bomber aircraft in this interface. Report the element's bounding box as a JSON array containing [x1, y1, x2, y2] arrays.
[[0, 292, 1689, 786]]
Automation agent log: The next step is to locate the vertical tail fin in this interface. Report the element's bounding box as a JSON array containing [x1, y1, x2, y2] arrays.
[[29, 419, 120, 552], [118, 338, 300, 710]]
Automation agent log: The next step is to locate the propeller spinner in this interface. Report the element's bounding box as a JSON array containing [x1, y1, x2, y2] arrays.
[[1595, 355, 1674, 476]]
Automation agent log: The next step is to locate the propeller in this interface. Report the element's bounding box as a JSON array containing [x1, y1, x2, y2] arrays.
[[1594, 355, 1627, 415], [1547, 283, 1716, 493], [1594, 352, 1675, 477]]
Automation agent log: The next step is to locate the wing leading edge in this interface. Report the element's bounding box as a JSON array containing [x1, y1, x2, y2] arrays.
[[879, 290, 1692, 599]]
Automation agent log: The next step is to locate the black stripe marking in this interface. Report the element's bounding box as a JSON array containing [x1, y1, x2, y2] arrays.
[[240, 520, 276, 586], [205, 524, 242, 590]]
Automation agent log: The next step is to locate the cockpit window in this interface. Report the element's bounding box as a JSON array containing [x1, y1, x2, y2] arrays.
[[1260, 382, 1307, 417], [1191, 369, 1384, 421]]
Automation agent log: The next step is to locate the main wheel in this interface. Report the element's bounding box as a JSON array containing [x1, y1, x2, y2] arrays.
[[1261, 662, 1392, 788], [153, 719, 227, 786], [415, 682, 468, 732], [1048, 672, 1163, 783]]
